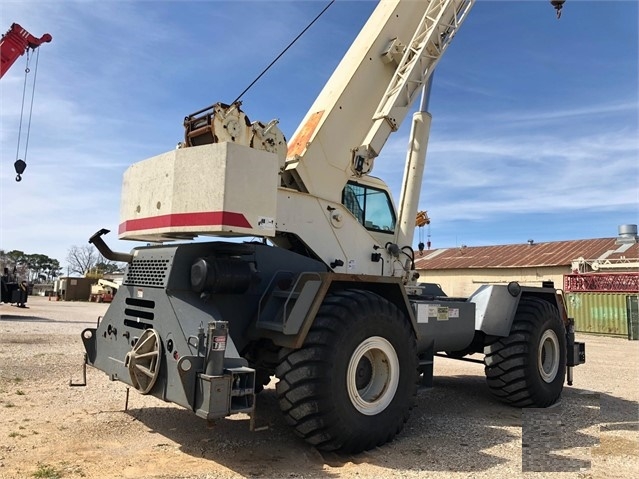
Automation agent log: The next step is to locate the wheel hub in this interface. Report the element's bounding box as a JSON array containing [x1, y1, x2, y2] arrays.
[[538, 329, 560, 383], [347, 336, 399, 416], [356, 356, 373, 390]]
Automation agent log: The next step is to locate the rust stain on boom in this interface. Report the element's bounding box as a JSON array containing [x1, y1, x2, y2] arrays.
[[287, 110, 324, 159]]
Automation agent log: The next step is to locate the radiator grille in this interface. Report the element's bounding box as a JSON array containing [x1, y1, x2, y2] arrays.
[[124, 259, 170, 287], [124, 296, 156, 330]]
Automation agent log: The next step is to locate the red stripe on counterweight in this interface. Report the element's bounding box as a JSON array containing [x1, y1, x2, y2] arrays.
[[118, 211, 251, 234]]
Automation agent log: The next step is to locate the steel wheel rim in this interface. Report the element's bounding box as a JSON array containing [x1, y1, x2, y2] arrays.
[[538, 329, 560, 383], [347, 336, 399, 415], [125, 328, 162, 394]]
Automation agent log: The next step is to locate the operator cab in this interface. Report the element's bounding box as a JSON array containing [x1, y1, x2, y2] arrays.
[[341, 178, 396, 235]]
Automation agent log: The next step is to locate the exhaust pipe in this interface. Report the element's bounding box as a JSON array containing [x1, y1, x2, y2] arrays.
[[88, 229, 133, 263]]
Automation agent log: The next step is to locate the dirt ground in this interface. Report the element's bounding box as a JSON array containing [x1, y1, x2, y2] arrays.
[[1, 296, 637, 479]]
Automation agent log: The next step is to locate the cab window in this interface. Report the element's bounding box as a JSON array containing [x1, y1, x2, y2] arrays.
[[342, 182, 396, 233]]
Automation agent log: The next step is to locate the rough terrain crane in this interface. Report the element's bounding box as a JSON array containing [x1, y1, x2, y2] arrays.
[[80, 0, 584, 453]]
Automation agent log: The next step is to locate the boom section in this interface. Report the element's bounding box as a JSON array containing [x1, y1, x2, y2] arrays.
[[0, 23, 52, 78], [283, 0, 473, 202], [361, 0, 473, 165]]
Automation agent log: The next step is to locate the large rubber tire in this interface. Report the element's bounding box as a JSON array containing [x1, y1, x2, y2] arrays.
[[276, 289, 418, 453], [484, 296, 567, 407]]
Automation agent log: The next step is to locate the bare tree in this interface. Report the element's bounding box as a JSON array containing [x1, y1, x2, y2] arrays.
[[66, 245, 98, 276]]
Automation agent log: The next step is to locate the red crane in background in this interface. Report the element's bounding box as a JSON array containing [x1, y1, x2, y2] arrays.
[[0, 23, 51, 78], [1, 23, 52, 181]]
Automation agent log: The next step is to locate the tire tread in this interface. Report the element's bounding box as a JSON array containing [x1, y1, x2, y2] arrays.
[[276, 289, 417, 453], [484, 296, 566, 408]]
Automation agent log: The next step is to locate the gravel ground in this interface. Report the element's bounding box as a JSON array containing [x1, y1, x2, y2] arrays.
[[0, 296, 637, 479]]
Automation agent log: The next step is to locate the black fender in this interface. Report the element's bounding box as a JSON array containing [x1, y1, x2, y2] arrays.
[[255, 272, 417, 349]]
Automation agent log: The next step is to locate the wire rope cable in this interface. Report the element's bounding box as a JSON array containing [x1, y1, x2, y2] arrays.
[[23, 47, 41, 164], [15, 50, 32, 163], [13, 47, 41, 181], [233, 0, 334, 104]]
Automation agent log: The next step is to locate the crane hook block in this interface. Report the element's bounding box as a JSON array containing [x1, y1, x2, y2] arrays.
[[415, 211, 430, 227], [14, 159, 26, 182], [550, 0, 565, 19]]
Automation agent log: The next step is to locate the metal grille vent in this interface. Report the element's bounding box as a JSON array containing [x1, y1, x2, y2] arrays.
[[124, 259, 170, 287], [124, 296, 156, 330]]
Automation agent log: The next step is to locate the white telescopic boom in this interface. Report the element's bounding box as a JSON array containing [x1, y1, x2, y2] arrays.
[[284, 0, 474, 202]]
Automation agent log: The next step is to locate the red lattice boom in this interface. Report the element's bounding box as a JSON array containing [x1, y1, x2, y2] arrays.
[[564, 273, 639, 292]]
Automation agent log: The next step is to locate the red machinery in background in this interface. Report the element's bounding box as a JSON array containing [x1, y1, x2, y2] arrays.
[[1, 23, 52, 79], [1, 23, 52, 181]]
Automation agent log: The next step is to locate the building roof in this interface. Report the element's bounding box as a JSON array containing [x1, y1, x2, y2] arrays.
[[414, 237, 639, 270]]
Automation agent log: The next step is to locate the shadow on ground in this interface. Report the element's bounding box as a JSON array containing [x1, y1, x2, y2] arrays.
[[0, 314, 93, 324], [124, 373, 636, 477]]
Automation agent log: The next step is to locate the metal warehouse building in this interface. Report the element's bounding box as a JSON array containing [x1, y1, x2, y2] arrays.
[[415, 225, 639, 339]]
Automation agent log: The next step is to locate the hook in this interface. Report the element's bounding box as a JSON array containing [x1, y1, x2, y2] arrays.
[[550, 0, 565, 19], [14, 159, 26, 182]]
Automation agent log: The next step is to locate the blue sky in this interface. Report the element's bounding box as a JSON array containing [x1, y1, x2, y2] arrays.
[[1, 0, 637, 268]]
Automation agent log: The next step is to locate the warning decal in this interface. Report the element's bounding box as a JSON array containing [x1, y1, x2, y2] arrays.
[[212, 336, 227, 351], [436, 307, 449, 321]]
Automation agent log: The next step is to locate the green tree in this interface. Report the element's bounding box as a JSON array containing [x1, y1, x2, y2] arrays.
[[0, 250, 61, 282], [45, 259, 62, 281], [23, 254, 61, 283], [3, 250, 28, 280], [25, 254, 44, 282], [5, 250, 26, 268]]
